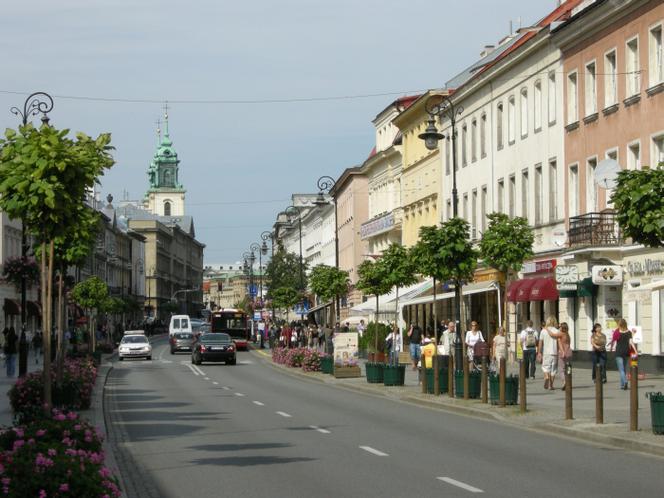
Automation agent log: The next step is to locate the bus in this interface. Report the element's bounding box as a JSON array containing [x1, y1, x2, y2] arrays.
[[209, 309, 250, 350]]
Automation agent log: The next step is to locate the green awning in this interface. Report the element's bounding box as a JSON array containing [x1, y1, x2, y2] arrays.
[[560, 277, 597, 298]]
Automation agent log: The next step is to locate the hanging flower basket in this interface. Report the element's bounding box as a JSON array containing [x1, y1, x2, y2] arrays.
[[2, 256, 40, 289]]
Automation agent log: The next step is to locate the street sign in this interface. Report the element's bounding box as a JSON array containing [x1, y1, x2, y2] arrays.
[[557, 284, 577, 291], [247, 284, 258, 297], [592, 265, 623, 285]]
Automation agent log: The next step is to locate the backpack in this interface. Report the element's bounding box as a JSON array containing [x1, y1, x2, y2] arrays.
[[525, 329, 537, 348]]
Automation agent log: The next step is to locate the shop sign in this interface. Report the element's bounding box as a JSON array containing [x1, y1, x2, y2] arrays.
[[592, 265, 623, 285], [557, 284, 577, 291], [522, 259, 557, 274], [625, 258, 664, 276], [360, 212, 395, 240]]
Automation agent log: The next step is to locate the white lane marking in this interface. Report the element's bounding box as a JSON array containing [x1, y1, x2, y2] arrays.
[[252, 401, 264, 406], [239, 360, 254, 364], [234, 392, 246, 397], [212, 382, 219, 385], [437, 477, 483, 493], [221, 386, 231, 390], [204, 377, 210, 380], [359, 446, 389, 457], [184, 364, 199, 376], [192, 365, 206, 376], [158, 346, 167, 361], [276, 411, 292, 418], [160, 360, 173, 364], [309, 425, 330, 434]]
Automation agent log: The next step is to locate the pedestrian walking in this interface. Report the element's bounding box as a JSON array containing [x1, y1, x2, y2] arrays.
[[386, 327, 401, 366], [557, 322, 572, 390], [3, 326, 18, 377], [492, 326, 508, 371], [537, 316, 559, 390], [465, 321, 484, 365], [590, 323, 607, 384], [520, 320, 538, 379], [609, 318, 634, 390], [32, 330, 43, 364], [407, 323, 422, 371]]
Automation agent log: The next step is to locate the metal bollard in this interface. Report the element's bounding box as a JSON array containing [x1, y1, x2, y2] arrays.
[[565, 362, 573, 420], [595, 364, 603, 424], [448, 355, 454, 398], [519, 359, 527, 414], [499, 358, 506, 407], [433, 354, 440, 396], [463, 356, 469, 400], [481, 356, 488, 404], [421, 362, 428, 394], [630, 365, 638, 431], [18, 331, 28, 378]]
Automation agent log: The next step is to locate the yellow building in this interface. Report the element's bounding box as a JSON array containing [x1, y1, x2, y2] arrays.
[[392, 90, 449, 247]]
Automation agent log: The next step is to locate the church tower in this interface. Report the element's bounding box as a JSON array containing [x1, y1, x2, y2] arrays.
[[145, 106, 186, 217]]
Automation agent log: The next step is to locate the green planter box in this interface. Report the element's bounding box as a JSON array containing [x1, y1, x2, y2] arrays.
[[489, 374, 519, 405], [366, 363, 384, 384], [320, 356, 334, 374], [454, 370, 481, 399], [425, 368, 449, 394], [647, 392, 664, 435], [383, 365, 406, 386]]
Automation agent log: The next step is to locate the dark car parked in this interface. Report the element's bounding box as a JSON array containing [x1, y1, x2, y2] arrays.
[[191, 333, 236, 365], [170, 332, 194, 354]]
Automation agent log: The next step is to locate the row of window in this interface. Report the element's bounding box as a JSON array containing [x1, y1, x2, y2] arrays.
[[567, 23, 664, 123]]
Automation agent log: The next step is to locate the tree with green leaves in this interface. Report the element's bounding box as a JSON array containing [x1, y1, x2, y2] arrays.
[[271, 287, 300, 322], [308, 264, 349, 326], [479, 212, 534, 359], [380, 243, 418, 331], [356, 259, 392, 354], [71, 277, 109, 354], [0, 122, 114, 408], [611, 163, 664, 248], [265, 248, 308, 295]]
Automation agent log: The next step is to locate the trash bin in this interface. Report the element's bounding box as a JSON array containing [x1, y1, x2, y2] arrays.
[[489, 374, 519, 405], [366, 363, 384, 384], [320, 356, 333, 374], [646, 392, 664, 435], [455, 370, 480, 399], [383, 365, 406, 386], [425, 367, 448, 394]]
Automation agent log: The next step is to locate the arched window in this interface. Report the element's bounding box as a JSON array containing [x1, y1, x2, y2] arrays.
[[164, 201, 171, 216]]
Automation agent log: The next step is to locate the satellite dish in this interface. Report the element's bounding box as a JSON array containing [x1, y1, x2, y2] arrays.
[[594, 158, 621, 189], [551, 229, 567, 248]]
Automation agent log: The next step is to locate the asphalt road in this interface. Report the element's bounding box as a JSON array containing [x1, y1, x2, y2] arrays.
[[105, 337, 664, 498]]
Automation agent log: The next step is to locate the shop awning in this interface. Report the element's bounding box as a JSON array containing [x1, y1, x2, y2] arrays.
[[307, 300, 333, 314], [515, 279, 537, 302], [559, 277, 597, 298], [632, 279, 664, 292], [27, 301, 41, 317], [3, 298, 20, 315], [506, 280, 522, 302], [399, 280, 499, 307], [351, 280, 433, 316], [529, 278, 559, 301]]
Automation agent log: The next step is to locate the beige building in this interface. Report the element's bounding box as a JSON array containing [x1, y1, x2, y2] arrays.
[[554, 0, 664, 365]]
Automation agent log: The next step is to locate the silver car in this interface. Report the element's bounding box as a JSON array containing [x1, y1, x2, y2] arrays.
[[118, 333, 152, 361]]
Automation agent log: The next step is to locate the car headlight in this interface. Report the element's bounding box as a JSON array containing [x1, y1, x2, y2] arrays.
[[119, 347, 129, 352]]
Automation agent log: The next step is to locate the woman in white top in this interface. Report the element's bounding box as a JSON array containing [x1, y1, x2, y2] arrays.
[[464, 321, 484, 362], [492, 326, 509, 364], [537, 316, 560, 390]]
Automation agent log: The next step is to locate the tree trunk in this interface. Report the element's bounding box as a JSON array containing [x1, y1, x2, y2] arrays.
[[56, 268, 64, 385], [43, 241, 54, 409]]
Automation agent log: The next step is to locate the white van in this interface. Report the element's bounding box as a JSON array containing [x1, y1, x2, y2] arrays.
[[169, 315, 192, 337]]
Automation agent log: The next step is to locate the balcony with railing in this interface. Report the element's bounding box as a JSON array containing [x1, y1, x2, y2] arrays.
[[568, 210, 622, 248]]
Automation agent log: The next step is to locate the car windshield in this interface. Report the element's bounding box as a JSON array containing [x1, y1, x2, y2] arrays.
[[121, 335, 148, 344], [175, 333, 192, 339], [201, 333, 231, 343]]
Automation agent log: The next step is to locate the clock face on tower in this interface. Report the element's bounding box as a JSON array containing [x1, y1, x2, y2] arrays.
[[555, 265, 578, 284]]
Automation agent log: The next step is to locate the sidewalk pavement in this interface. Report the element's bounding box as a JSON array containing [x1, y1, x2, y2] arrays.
[[253, 348, 664, 457]]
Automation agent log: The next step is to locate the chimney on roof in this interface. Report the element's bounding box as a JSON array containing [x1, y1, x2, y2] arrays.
[[480, 45, 495, 58]]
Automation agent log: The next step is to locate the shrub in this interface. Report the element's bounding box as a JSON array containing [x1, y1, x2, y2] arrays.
[[301, 349, 322, 372], [9, 358, 98, 424], [285, 348, 305, 368], [0, 410, 121, 497], [271, 347, 289, 365], [359, 322, 391, 353]]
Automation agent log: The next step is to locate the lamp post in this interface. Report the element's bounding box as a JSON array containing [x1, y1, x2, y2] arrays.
[[261, 231, 274, 322], [284, 206, 304, 293], [250, 242, 265, 305], [315, 176, 340, 322], [418, 94, 464, 372], [10, 92, 54, 377]]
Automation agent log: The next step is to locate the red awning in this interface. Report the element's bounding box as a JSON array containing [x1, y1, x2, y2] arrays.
[[27, 301, 41, 317], [506, 280, 523, 302], [515, 279, 538, 302], [529, 278, 559, 301], [3, 298, 20, 315]]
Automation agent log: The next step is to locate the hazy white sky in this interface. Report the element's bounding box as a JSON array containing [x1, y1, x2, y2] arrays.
[[1, 0, 553, 262]]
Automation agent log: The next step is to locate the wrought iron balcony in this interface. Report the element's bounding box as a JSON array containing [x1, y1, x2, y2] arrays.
[[568, 210, 622, 248]]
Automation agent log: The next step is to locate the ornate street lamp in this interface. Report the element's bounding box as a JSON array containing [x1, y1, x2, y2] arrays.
[[418, 93, 464, 373], [249, 242, 264, 304], [261, 231, 274, 321], [9, 92, 54, 377], [284, 206, 304, 292], [315, 175, 340, 321]]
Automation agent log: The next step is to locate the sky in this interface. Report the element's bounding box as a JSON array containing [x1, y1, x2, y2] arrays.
[[1, 0, 553, 264]]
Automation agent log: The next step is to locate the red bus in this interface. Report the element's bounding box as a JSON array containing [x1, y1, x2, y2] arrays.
[[210, 309, 249, 350]]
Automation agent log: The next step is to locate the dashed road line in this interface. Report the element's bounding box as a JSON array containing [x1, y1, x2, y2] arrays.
[[309, 425, 330, 434], [359, 446, 389, 457], [192, 365, 206, 376], [437, 477, 483, 493], [276, 411, 292, 418], [184, 364, 199, 376], [252, 401, 264, 406], [204, 377, 210, 380], [212, 381, 219, 385], [234, 392, 246, 397], [221, 386, 231, 391]]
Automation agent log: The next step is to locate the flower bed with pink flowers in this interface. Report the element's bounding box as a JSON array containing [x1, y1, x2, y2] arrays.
[[272, 347, 325, 372], [0, 410, 121, 497], [8, 358, 98, 425]]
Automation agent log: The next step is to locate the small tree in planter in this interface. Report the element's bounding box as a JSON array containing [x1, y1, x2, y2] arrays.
[[271, 286, 300, 322], [356, 259, 392, 359], [71, 277, 109, 355], [380, 243, 418, 335], [308, 264, 349, 326], [479, 212, 534, 356]]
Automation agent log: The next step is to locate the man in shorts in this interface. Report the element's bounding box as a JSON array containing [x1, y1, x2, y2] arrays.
[[538, 323, 558, 390]]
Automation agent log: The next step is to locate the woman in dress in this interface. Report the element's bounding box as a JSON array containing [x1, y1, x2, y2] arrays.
[[464, 321, 484, 366], [590, 323, 607, 384], [609, 318, 635, 390], [492, 326, 509, 372], [557, 323, 572, 390]]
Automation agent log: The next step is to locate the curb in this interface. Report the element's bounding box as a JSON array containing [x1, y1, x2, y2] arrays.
[[250, 351, 664, 457]]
